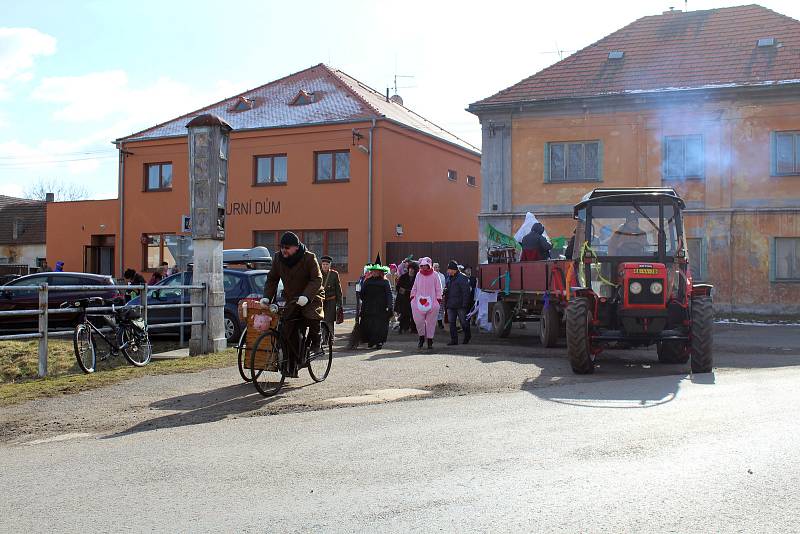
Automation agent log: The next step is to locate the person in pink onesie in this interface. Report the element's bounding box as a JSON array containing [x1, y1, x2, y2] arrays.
[[410, 256, 443, 350]]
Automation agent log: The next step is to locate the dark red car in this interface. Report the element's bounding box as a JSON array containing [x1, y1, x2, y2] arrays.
[[0, 272, 122, 331]]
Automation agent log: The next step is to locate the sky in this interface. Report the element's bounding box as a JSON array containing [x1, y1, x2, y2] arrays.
[[2, 0, 800, 199]]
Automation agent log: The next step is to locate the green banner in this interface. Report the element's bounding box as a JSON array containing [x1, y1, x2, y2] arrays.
[[485, 223, 521, 251]]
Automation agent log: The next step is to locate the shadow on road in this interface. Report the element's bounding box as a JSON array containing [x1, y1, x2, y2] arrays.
[[103, 382, 294, 438]]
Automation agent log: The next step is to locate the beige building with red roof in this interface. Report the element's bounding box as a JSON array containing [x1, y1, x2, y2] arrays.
[[469, 4, 800, 315]]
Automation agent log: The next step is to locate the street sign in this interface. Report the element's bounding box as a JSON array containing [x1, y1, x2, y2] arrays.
[[181, 215, 191, 233]]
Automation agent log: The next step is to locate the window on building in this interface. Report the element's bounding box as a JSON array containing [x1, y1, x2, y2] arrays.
[[663, 135, 703, 179], [467, 175, 477, 187], [448, 169, 458, 181], [315, 151, 350, 182], [12, 218, 22, 240], [546, 141, 601, 182], [254, 154, 288, 185], [686, 238, 706, 281], [142, 233, 178, 271], [253, 229, 348, 272], [774, 237, 800, 281], [772, 131, 800, 176], [145, 163, 173, 191]]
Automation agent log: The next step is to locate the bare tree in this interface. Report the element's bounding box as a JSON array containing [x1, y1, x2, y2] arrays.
[[23, 178, 89, 201]]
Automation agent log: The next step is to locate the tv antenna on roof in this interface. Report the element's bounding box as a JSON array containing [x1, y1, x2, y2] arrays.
[[386, 73, 415, 105], [541, 42, 575, 61]]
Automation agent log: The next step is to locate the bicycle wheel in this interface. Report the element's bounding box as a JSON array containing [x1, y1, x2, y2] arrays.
[[251, 331, 286, 397], [73, 323, 96, 374], [308, 322, 333, 382], [236, 327, 263, 382], [118, 324, 152, 367]]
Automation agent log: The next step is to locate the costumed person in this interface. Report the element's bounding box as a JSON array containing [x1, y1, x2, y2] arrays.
[[260, 232, 324, 377], [359, 263, 393, 349], [445, 261, 472, 346], [394, 261, 417, 334], [410, 257, 443, 350], [520, 222, 553, 261], [320, 255, 343, 336]]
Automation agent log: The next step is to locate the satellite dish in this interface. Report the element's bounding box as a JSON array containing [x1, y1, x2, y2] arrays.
[[389, 94, 403, 106]]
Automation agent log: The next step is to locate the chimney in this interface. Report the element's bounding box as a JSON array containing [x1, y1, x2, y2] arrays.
[[45, 192, 54, 202], [386, 88, 390, 102]]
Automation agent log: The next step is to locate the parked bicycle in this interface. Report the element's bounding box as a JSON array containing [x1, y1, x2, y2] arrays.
[[249, 301, 332, 397], [66, 297, 152, 373]]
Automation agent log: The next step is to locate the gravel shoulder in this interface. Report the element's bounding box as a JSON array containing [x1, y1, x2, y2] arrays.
[[1, 322, 798, 444]]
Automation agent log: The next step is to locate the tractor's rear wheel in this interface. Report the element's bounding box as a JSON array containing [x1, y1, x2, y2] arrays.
[[539, 303, 559, 348], [492, 302, 513, 338], [657, 341, 689, 364], [690, 297, 713, 373], [566, 297, 595, 374]]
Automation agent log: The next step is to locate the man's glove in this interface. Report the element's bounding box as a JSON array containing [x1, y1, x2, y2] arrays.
[[297, 296, 309, 307], [259, 297, 270, 306]]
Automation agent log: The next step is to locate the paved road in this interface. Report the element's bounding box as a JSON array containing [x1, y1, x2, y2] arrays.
[[2, 365, 800, 533]]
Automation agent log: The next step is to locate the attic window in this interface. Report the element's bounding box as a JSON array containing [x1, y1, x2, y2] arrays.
[[608, 51, 624, 60], [757, 37, 776, 47], [290, 90, 316, 106], [232, 97, 254, 112]]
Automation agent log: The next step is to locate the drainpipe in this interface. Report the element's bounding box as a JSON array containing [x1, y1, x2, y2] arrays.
[[367, 119, 376, 262], [116, 142, 125, 279]]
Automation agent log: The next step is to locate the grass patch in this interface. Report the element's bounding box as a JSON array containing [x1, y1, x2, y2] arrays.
[[0, 340, 237, 407]]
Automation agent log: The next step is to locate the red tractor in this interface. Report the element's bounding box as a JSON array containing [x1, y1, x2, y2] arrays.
[[477, 188, 713, 374], [565, 188, 713, 374]]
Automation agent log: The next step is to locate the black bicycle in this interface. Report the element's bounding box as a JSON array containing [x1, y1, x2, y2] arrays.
[[67, 297, 152, 373], [249, 302, 333, 397]]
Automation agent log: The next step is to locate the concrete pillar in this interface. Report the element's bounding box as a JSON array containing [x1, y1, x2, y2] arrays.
[[186, 114, 232, 355]]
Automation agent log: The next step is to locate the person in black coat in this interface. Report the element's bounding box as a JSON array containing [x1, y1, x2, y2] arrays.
[[520, 222, 553, 261], [360, 265, 394, 349], [444, 261, 472, 345], [394, 261, 417, 334]]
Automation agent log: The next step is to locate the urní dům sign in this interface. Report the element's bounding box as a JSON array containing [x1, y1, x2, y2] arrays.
[[226, 197, 281, 216]]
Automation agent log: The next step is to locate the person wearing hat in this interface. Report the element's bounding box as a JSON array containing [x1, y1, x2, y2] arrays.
[[444, 260, 472, 345], [410, 257, 443, 350], [521, 222, 553, 261], [261, 231, 324, 377], [320, 255, 343, 336], [358, 263, 393, 350], [394, 261, 418, 334]]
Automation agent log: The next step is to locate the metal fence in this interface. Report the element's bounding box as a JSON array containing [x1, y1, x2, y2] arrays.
[[0, 283, 207, 378]]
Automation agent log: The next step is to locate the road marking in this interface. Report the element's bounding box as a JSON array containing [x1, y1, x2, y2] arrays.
[[23, 433, 94, 445], [325, 388, 432, 405]]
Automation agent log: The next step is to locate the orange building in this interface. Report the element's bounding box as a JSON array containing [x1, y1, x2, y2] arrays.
[[47, 65, 481, 294], [469, 5, 800, 315]]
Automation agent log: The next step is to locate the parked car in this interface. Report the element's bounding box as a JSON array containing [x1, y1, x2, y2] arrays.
[[0, 272, 122, 331], [127, 269, 281, 343]]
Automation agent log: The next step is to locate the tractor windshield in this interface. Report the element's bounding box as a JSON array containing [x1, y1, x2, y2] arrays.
[[585, 202, 679, 260]]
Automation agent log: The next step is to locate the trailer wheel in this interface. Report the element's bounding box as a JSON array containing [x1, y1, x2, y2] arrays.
[[657, 341, 689, 364], [539, 303, 560, 348], [690, 297, 713, 373], [566, 297, 595, 374], [491, 302, 513, 338]]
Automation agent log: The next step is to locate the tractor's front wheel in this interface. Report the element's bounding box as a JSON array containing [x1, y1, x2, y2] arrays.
[[566, 297, 595, 374], [690, 297, 713, 373], [657, 341, 689, 364]]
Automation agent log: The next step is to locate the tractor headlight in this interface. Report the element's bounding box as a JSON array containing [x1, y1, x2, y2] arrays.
[[629, 282, 643, 295], [650, 282, 663, 295]]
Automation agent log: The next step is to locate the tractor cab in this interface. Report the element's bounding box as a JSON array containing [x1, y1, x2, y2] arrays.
[[565, 188, 713, 375]]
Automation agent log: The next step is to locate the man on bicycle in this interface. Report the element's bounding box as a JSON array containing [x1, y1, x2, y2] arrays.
[[261, 232, 324, 377]]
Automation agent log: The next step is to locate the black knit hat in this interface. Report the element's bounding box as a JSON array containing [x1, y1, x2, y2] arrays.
[[320, 255, 333, 263], [447, 260, 459, 271], [280, 231, 300, 247]]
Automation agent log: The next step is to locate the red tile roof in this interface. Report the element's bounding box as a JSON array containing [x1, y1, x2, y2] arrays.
[[119, 64, 479, 154], [470, 5, 800, 110]]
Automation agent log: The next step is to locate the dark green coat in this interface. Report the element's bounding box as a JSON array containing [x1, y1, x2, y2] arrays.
[[264, 248, 324, 321], [322, 268, 343, 324]]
